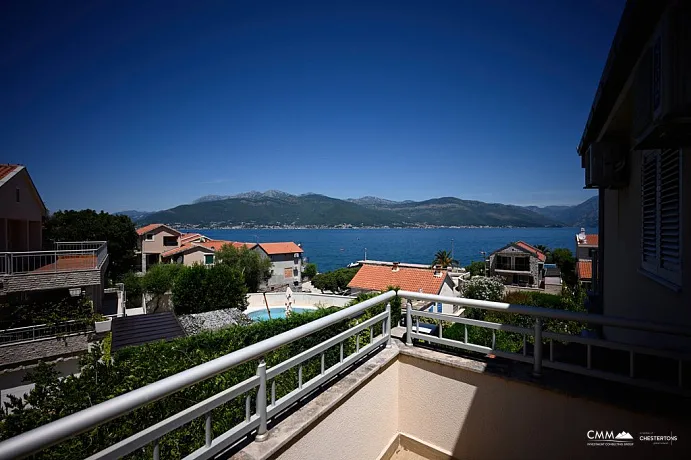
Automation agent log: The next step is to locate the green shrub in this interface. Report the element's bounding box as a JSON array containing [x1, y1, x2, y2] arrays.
[[459, 277, 504, 302], [0, 293, 96, 329], [302, 263, 317, 279], [312, 267, 359, 294], [172, 264, 248, 314]]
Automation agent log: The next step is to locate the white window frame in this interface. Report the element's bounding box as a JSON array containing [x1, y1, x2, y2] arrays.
[[145, 233, 154, 241], [204, 254, 215, 266], [640, 149, 682, 288]]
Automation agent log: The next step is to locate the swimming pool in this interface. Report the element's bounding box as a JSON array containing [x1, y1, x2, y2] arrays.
[[246, 307, 315, 321]]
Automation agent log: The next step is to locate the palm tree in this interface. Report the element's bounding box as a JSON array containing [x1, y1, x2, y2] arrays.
[[432, 250, 458, 268]]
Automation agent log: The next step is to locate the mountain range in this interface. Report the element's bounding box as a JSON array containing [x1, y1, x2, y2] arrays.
[[131, 191, 598, 228]]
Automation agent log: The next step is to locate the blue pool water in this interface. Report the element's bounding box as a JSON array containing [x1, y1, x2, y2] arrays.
[[247, 307, 314, 321]]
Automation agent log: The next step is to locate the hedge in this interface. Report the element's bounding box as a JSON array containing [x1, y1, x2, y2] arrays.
[[0, 298, 391, 459]]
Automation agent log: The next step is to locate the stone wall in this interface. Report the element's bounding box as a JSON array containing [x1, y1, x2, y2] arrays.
[[0, 333, 90, 368], [2, 269, 102, 293]]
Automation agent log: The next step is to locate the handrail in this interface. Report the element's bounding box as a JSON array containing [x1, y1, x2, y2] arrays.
[[0, 290, 395, 460], [398, 290, 691, 337]]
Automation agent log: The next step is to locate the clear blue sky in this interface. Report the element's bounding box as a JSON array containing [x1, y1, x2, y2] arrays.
[[1, 0, 624, 213]]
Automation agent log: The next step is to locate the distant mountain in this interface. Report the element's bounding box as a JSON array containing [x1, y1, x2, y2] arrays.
[[116, 210, 153, 221], [525, 196, 598, 227], [141, 192, 562, 228]]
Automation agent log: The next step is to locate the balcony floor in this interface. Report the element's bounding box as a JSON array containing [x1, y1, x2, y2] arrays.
[[390, 446, 430, 460], [33, 255, 97, 272]]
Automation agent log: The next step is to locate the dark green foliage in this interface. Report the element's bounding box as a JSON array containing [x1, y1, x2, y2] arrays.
[[140, 193, 562, 228], [140, 264, 185, 313], [549, 247, 577, 287], [443, 289, 587, 354], [215, 245, 272, 291], [432, 250, 457, 267], [0, 292, 95, 329], [311, 267, 359, 294], [302, 263, 317, 279], [464, 261, 486, 277], [122, 272, 142, 308], [43, 210, 138, 282], [0, 299, 388, 459], [172, 264, 248, 314]]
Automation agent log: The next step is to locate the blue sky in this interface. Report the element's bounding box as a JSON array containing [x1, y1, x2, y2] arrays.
[[1, 0, 624, 212]]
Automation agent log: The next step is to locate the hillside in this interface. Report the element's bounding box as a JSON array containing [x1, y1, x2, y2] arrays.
[[526, 196, 598, 227], [140, 192, 563, 228]]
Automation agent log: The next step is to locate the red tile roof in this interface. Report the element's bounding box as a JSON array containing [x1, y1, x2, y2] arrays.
[[577, 260, 593, 280], [348, 264, 448, 295], [180, 233, 204, 242], [161, 240, 254, 258], [0, 164, 22, 181], [136, 224, 181, 236], [582, 235, 599, 246], [258, 242, 303, 255], [514, 241, 546, 262]]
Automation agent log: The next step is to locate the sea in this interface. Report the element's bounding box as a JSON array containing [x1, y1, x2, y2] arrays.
[[184, 227, 596, 273]]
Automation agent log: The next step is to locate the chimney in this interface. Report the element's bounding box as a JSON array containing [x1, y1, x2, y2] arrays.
[[577, 228, 586, 243], [433, 265, 442, 277], [392, 262, 400, 272]]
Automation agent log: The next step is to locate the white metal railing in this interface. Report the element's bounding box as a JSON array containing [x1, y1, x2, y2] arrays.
[[401, 291, 691, 395], [0, 241, 107, 275], [1, 289, 690, 459], [0, 320, 92, 345], [0, 291, 396, 460]]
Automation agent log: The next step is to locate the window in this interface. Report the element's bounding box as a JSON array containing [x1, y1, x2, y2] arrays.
[[204, 254, 214, 265], [163, 236, 178, 246], [284, 268, 293, 278], [588, 248, 597, 258], [640, 149, 681, 286], [145, 233, 154, 241], [15, 188, 20, 202], [514, 257, 530, 271]]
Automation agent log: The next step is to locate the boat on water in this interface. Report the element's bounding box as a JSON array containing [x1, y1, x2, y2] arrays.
[[346, 262, 360, 268]]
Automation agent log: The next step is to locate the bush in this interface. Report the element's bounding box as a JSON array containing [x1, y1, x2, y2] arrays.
[[459, 277, 504, 302], [122, 272, 142, 308], [464, 261, 486, 277], [0, 292, 96, 329], [215, 245, 272, 291], [140, 264, 185, 313], [312, 267, 359, 294], [0, 303, 385, 459], [302, 263, 317, 279], [172, 264, 248, 314]]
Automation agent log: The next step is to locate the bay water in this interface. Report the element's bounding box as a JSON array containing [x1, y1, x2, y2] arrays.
[[188, 227, 596, 272]]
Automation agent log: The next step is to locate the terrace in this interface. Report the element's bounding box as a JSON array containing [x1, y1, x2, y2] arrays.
[[0, 290, 689, 459], [0, 241, 108, 293]]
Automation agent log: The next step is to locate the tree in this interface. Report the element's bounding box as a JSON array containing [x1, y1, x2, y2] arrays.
[[303, 263, 317, 279], [535, 244, 551, 261], [312, 267, 359, 294], [43, 210, 138, 282], [464, 261, 486, 277], [140, 264, 183, 313], [215, 245, 272, 291], [459, 277, 504, 302], [551, 248, 577, 287], [172, 264, 248, 314], [432, 250, 457, 267]]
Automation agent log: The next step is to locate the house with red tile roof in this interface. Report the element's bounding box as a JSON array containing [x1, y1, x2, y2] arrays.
[[488, 241, 546, 289], [0, 164, 47, 253], [136, 224, 182, 272], [575, 228, 598, 290], [161, 240, 256, 267], [347, 261, 461, 315], [253, 242, 304, 289]]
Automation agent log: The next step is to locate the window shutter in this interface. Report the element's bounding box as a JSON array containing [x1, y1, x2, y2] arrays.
[[659, 149, 681, 273], [640, 151, 658, 264]]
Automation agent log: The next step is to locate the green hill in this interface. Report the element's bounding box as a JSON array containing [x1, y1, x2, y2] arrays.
[[140, 192, 563, 228]]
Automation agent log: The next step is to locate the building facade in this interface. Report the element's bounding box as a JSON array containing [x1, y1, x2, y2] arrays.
[[488, 241, 545, 289], [253, 242, 303, 289], [136, 224, 182, 272], [576, 1, 690, 350]]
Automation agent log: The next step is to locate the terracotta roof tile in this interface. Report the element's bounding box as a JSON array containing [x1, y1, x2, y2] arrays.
[[514, 241, 546, 262], [136, 224, 181, 236], [577, 260, 593, 280], [161, 240, 255, 258], [0, 164, 21, 181], [584, 235, 599, 246], [258, 242, 303, 255], [348, 264, 447, 295]]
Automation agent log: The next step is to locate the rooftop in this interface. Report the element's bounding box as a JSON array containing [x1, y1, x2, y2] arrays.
[[0, 164, 22, 182], [577, 260, 593, 280], [258, 242, 303, 255], [348, 263, 447, 295], [136, 223, 181, 236], [111, 312, 185, 351]]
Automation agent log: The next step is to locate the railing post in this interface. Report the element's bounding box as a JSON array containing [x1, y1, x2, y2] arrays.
[[255, 358, 268, 441], [405, 300, 413, 346], [385, 302, 392, 348], [533, 318, 542, 377]]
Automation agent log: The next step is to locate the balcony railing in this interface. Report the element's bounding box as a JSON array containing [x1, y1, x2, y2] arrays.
[[0, 290, 689, 459], [0, 241, 107, 275], [0, 320, 93, 345]]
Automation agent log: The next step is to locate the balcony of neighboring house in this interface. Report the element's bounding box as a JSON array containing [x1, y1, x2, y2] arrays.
[[493, 255, 534, 287], [0, 241, 108, 294], [1, 291, 689, 460]]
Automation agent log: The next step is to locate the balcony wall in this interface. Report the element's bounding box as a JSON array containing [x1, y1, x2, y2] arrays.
[[242, 343, 689, 460]]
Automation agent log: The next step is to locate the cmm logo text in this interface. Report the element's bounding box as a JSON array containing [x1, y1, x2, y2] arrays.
[[586, 431, 634, 447]]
